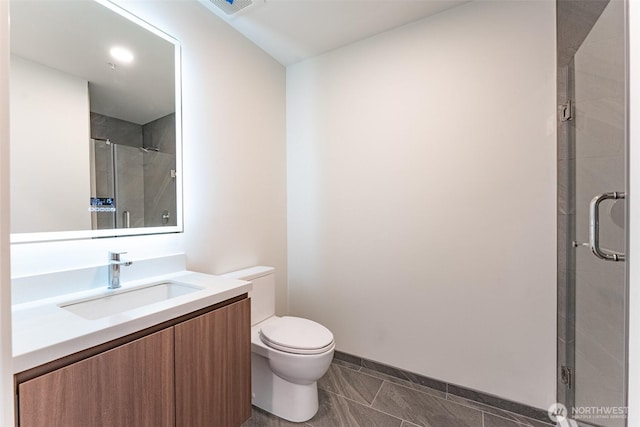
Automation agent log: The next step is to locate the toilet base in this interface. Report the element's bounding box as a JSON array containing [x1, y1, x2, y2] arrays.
[[251, 352, 319, 422]]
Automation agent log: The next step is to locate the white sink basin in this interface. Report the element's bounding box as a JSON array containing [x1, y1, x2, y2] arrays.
[[59, 282, 203, 320]]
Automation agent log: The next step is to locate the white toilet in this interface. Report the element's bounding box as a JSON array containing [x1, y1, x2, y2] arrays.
[[221, 266, 335, 422]]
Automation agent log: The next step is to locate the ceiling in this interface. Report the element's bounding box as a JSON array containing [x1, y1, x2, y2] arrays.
[[197, 0, 469, 66], [9, 0, 467, 126], [10, 0, 175, 125]]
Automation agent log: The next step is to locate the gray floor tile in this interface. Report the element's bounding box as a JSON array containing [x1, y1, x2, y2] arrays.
[[528, 420, 555, 427], [308, 389, 402, 427], [484, 413, 554, 427], [318, 363, 384, 405], [241, 406, 309, 427], [360, 367, 447, 400], [243, 361, 552, 427], [372, 382, 483, 427], [447, 385, 549, 422], [484, 413, 524, 427], [446, 395, 553, 426]]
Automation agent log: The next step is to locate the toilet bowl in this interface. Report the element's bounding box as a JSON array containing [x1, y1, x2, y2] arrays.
[[221, 266, 334, 422], [252, 315, 335, 421]]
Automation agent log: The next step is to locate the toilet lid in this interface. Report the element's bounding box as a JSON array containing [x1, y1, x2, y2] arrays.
[[259, 316, 334, 355]]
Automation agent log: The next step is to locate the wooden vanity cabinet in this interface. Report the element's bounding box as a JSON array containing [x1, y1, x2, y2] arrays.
[[15, 296, 251, 427], [175, 297, 251, 426], [18, 328, 175, 427]]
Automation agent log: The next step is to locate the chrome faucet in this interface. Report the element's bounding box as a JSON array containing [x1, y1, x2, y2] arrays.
[[108, 251, 133, 289]]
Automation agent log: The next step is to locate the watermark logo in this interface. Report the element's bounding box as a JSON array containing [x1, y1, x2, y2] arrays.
[[573, 405, 628, 420], [548, 403, 568, 423], [548, 403, 627, 425]]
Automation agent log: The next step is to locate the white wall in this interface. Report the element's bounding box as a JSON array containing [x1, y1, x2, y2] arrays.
[[10, 56, 91, 233], [287, 0, 556, 409], [0, 1, 13, 424]]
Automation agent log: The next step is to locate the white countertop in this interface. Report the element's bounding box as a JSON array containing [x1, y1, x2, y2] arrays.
[[12, 270, 251, 373]]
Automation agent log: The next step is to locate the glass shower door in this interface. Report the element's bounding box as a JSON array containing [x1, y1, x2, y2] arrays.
[[571, 0, 627, 425], [90, 139, 177, 230], [113, 144, 144, 229], [90, 141, 144, 229]]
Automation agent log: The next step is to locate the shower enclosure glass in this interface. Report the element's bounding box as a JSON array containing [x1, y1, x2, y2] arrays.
[[90, 139, 177, 230], [558, 1, 628, 426]]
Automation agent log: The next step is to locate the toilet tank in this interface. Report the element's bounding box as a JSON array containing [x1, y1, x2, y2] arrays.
[[220, 266, 275, 325]]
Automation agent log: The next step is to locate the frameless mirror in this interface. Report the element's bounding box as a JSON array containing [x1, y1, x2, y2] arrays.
[[9, 0, 182, 243]]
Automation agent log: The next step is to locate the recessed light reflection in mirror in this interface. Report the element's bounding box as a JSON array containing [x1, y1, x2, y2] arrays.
[[110, 46, 134, 63]]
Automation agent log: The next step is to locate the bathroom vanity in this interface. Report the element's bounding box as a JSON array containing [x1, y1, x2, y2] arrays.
[[12, 270, 252, 427], [8, 0, 253, 424]]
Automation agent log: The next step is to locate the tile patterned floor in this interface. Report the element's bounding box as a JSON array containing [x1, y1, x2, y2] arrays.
[[241, 361, 555, 427]]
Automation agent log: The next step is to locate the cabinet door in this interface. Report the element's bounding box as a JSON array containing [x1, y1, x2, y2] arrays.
[[18, 328, 175, 427], [175, 298, 251, 427]]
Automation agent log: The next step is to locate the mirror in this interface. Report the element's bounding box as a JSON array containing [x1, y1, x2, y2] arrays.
[[9, 0, 182, 242]]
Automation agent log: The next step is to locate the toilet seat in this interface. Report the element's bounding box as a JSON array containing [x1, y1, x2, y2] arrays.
[[259, 316, 334, 355]]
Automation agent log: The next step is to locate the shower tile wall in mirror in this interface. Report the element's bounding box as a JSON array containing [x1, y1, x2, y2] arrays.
[[9, 0, 182, 242]]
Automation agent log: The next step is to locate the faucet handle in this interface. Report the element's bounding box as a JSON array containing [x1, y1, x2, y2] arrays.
[[109, 251, 128, 261]]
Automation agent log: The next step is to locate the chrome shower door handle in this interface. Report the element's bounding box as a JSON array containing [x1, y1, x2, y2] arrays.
[[589, 191, 626, 261]]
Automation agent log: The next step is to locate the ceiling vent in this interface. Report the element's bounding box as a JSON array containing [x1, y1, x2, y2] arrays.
[[198, 0, 265, 20]]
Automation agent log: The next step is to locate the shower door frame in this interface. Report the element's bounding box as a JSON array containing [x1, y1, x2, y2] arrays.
[[557, 0, 630, 426]]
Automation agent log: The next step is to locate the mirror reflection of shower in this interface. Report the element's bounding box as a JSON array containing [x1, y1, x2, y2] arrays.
[[90, 110, 177, 230], [89, 112, 177, 230]]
